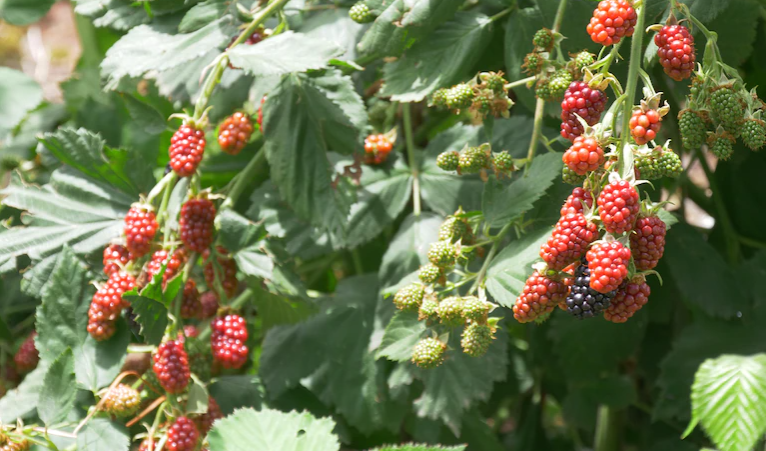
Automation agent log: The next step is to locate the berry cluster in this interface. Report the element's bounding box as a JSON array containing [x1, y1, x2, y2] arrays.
[[152, 339, 191, 394], [635, 146, 683, 180], [102, 383, 141, 417], [655, 24, 695, 81], [218, 112, 254, 155], [430, 72, 513, 119], [560, 81, 607, 141], [586, 0, 637, 46], [124, 206, 159, 259], [604, 277, 650, 323], [563, 135, 604, 175], [211, 314, 249, 369], [87, 272, 136, 341], [513, 271, 569, 323], [436, 144, 515, 178], [169, 124, 206, 178], [13, 332, 39, 374], [363, 133, 394, 165], [179, 198, 216, 253], [103, 244, 130, 275], [203, 247, 239, 298]]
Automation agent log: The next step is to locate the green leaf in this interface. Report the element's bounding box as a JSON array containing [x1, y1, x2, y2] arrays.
[[35, 245, 89, 363], [376, 311, 427, 361], [123, 295, 167, 346], [217, 210, 274, 280], [380, 12, 492, 102], [74, 0, 148, 30], [0, 364, 46, 421], [209, 375, 264, 415], [482, 152, 562, 227], [251, 285, 316, 330], [101, 18, 233, 90], [207, 408, 340, 451], [707, 0, 758, 66], [179, 0, 233, 32], [75, 321, 131, 392], [0, 0, 55, 25], [40, 127, 155, 196], [38, 349, 76, 426], [373, 445, 466, 451], [378, 212, 443, 287], [664, 223, 749, 319], [186, 377, 210, 415], [690, 354, 766, 451], [0, 167, 131, 269], [262, 72, 360, 233], [358, 0, 463, 57], [485, 229, 550, 308], [0, 68, 43, 137], [121, 94, 167, 135], [229, 31, 344, 76], [77, 418, 129, 451], [300, 9, 365, 60]]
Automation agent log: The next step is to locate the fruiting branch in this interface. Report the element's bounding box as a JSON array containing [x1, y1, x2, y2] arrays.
[[403, 103, 422, 216]]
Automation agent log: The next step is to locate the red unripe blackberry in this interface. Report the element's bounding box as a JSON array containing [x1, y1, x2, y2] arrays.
[[218, 112, 254, 155], [180, 280, 201, 319], [364, 134, 394, 165], [14, 332, 39, 373], [563, 136, 604, 175], [169, 125, 206, 178], [179, 199, 216, 253], [92, 271, 137, 313], [513, 271, 569, 323], [587, 0, 637, 46], [124, 207, 159, 259], [87, 306, 118, 341], [203, 247, 238, 298], [629, 108, 662, 145], [540, 213, 598, 270], [166, 416, 200, 451], [211, 314, 249, 369], [102, 383, 141, 417], [655, 24, 695, 81], [560, 187, 594, 216], [146, 248, 188, 286], [560, 82, 607, 141], [597, 180, 639, 234], [586, 241, 631, 293], [103, 244, 130, 275], [152, 339, 191, 394], [257, 96, 266, 132], [183, 325, 200, 339], [604, 278, 650, 323], [198, 291, 220, 319], [630, 215, 666, 270], [193, 397, 223, 435], [138, 439, 157, 451]]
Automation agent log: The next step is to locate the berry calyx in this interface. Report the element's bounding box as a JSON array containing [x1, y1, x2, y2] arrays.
[[597, 180, 640, 234], [436, 150, 460, 171], [428, 241, 457, 268], [560, 187, 594, 216], [14, 332, 39, 373], [169, 124, 206, 178], [203, 247, 238, 298], [218, 112, 254, 155], [655, 24, 696, 82], [586, 241, 631, 293], [604, 277, 650, 323], [179, 280, 201, 319], [364, 134, 394, 165], [678, 109, 707, 150], [629, 107, 662, 145], [587, 0, 637, 46], [103, 244, 130, 275], [411, 337, 446, 369], [166, 416, 199, 451], [349, 1, 374, 23], [630, 215, 666, 271], [560, 81, 608, 141], [513, 271, 569, 323], [565, 259, 616, 318], [540, 213, 598, 270], [124, 206, 159, 259], [461, 322, 494, 357], [179, 198, 216, 253], [741, 119, 766, 150], [563, 135, 605, 175], [102, 383, 141, 417], [393, 283, 425, 311], [152, 339, 190, 394], [211, 314, 249, 369]]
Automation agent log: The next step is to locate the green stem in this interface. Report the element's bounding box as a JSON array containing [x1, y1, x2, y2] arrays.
[[599, 39, 625, 75], [525, 98, 545, 165], [694, 148, 740, 263], [403, 103, 421, 216], [351, 249, 364, 274], [504, 76, 535, 90], [594, 405, 621, 451], [469, 223, 513, 294], [221, 148, 266, 210], [550, 0, 568, 33], [616, 3, 646, 177], [488, 6, 515, 23]]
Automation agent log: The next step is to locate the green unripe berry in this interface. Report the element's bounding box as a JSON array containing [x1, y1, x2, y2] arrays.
[[438, 216, 469, 243], [418, 264, 442, 284], [412, 337, 446, 369], [523, 52, 544, 75], [437, 296, 465, 327], [349, 2, 374, 23], [393, 283, 425, 311], [461, 322, 494, 357], [458, 146, 489, 174], [430, 88, 449, 108], [102, 384, 141, 417], [418, 295, 440, 321], [741, 119, 766, 150], [635, 153, 663, 180], [658, 150, 683, 178], [678, 109, 707, 150], [436, 150, 460, 171], [484, 73, 506, 94], [492, 151, 514, 172], [573, 51, 595, 70], [446, 84, 474, 110], [428, 241, 456, 267], [461, 296, 490, 323], [709, 87, 744, 135], [533, 28, 554, 51], [709, 134, 734, 160], [547, 69, 573, 101], [562, 165, 586, 185]]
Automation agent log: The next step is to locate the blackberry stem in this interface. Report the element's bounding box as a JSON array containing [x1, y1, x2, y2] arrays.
[[468, 223, 513, 294], [403, 103, 421, 216], [616, 3, 647, 178], [594, 405, 621, 451]]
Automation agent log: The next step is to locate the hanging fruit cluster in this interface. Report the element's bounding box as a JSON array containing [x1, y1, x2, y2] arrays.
[[429, 72, 514, 119], [436, 143, 516, 179]]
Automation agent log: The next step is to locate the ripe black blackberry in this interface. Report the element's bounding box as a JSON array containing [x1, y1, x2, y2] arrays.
[[565, 260, 616, 319]]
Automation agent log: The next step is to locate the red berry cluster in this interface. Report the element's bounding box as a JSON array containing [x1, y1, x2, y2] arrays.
[[180, 280, 201, 319], [169, 125, 206, 178], [560, 82, 608, 141], [597, 180, 640, 234], [14, 332, 39, 373], [563, 136, 604, 175], [152, 339, 190, 394], [586, 0, 637, 46], [629, 108, 662, 145], [179, 198, 216, 253], [630, 215, 666, 270], [655, 24, 695, 81], [166, 416, 199, 451], [124, 207, 159, 259], [540, 212, 598, 271], [103, 244, 130, 275], [560, 187, 594, 216], [203, 247, 238, 298], [193, 397, 223, 435], [257, 96, 266, 132], [586, 241, 631, 293], [199, 291, 220, 319], [604, 277, 650, 323], [364, 134, 394, 165], [513, 271, 569, 323], [211, 314, 249, 369], [218, 112, 254, 155], [146, 248, 188, 286], [87, 272, 136, 341]]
